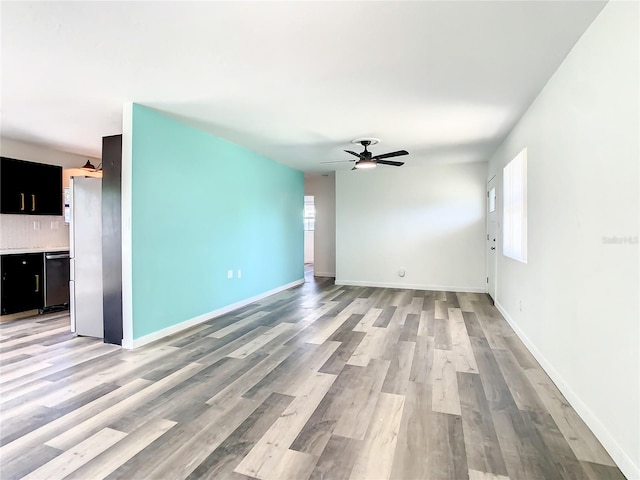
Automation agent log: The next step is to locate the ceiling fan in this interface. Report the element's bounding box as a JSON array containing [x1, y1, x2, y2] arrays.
[[323, 139, 409, 169]]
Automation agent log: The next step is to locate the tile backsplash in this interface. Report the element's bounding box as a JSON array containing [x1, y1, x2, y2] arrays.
[[0, 214, 69, 250]]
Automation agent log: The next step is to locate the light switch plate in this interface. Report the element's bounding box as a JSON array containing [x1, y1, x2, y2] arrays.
[[227, 269, 233, 279], [237, 269, 242, 279]]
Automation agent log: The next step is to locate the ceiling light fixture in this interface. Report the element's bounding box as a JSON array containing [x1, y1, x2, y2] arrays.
[[355, 159, 377, 169], [81, 160, 102, 172]]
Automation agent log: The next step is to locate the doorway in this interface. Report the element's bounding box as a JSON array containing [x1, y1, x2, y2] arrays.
[[487, 176, 497, 302], [304, 196, 315, 278]]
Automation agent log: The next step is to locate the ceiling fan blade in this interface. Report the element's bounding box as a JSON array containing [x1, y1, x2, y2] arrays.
[[376, 159, 405, 167], [320, 160, 354, 164], [344, 150, 363, 158], [372, 150, 409, 160]]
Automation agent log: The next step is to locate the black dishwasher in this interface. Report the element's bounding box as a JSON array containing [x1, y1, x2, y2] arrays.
[[42, 251, 70, 312]]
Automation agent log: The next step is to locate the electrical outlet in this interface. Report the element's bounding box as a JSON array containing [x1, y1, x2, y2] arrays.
[[237, 269, 242, 279], [33, 221, 40, 231], [227, 269, 233, 279], [51, 221, 59, 230], [519, 300, 523, 312]]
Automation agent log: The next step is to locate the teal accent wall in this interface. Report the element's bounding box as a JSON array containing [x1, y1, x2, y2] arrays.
[[131, 104, 304, 339]]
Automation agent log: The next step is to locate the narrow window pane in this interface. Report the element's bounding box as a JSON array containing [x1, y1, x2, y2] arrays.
[[503, 148, 527, 263]]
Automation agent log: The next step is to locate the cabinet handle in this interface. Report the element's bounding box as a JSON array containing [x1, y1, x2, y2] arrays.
[[31, 194, 36, 212], [35, 274, 40, 293], [20, 193, 25, 211]]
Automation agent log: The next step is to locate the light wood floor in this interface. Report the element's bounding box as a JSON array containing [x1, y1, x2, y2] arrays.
[[0, 274, 626, 480]]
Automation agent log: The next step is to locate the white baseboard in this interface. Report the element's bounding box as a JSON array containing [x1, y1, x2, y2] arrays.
[[313, 271, 335, 278], [495, 301, 639, 480], [127, 279, 305, 350], [335, 279, 486, 293]]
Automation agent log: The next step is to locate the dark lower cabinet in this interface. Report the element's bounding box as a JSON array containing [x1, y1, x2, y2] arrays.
[[1, 254, 44, 315]]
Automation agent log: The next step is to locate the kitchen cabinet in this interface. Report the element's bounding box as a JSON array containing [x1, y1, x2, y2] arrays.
[[0, 157, 63, 215], [1, 253, 44, 315]]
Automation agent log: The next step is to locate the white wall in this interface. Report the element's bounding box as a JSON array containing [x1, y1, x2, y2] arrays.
[[336, 162, 486, 291], [304, 174, 336, 276], [0, 138, 101, 250], [487, 3, 639, 478], [1, 138, 98, 172]]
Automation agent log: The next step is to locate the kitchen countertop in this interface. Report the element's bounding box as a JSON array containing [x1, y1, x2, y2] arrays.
[[0, 247, 70, 255]]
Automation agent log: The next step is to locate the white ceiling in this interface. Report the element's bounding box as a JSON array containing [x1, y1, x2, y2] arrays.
[[1, 1, 606, 173]]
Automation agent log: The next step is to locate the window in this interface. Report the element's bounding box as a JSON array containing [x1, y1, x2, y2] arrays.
[[503, 148, 527, 263], [489, 187, 496, 213], [304, 196, 315, 231]]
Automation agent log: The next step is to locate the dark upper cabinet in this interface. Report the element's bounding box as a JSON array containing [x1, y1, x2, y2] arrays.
[[32, 162, 63, 215], [1, 253, 44, 315], [0, 158, 26, 213], [0, 157, 63, 215]]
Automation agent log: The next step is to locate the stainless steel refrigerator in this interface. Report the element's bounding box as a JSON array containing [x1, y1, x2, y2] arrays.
[[69, 176, 103, 338]]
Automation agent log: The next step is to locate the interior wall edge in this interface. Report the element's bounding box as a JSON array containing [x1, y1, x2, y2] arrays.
[[120, 102, 134, 348]]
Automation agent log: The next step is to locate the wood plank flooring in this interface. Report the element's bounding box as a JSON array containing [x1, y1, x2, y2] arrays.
[[0, 274, 626, 480]]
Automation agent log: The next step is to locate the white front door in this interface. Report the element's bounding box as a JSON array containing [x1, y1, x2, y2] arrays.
[[487, 176, 497, 301]]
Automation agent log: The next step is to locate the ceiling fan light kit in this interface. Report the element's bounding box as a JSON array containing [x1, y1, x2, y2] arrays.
[[354, 159, 376, 169]]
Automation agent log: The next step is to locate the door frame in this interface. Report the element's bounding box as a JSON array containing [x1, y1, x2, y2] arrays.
[[487, 175, 497, 302]]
